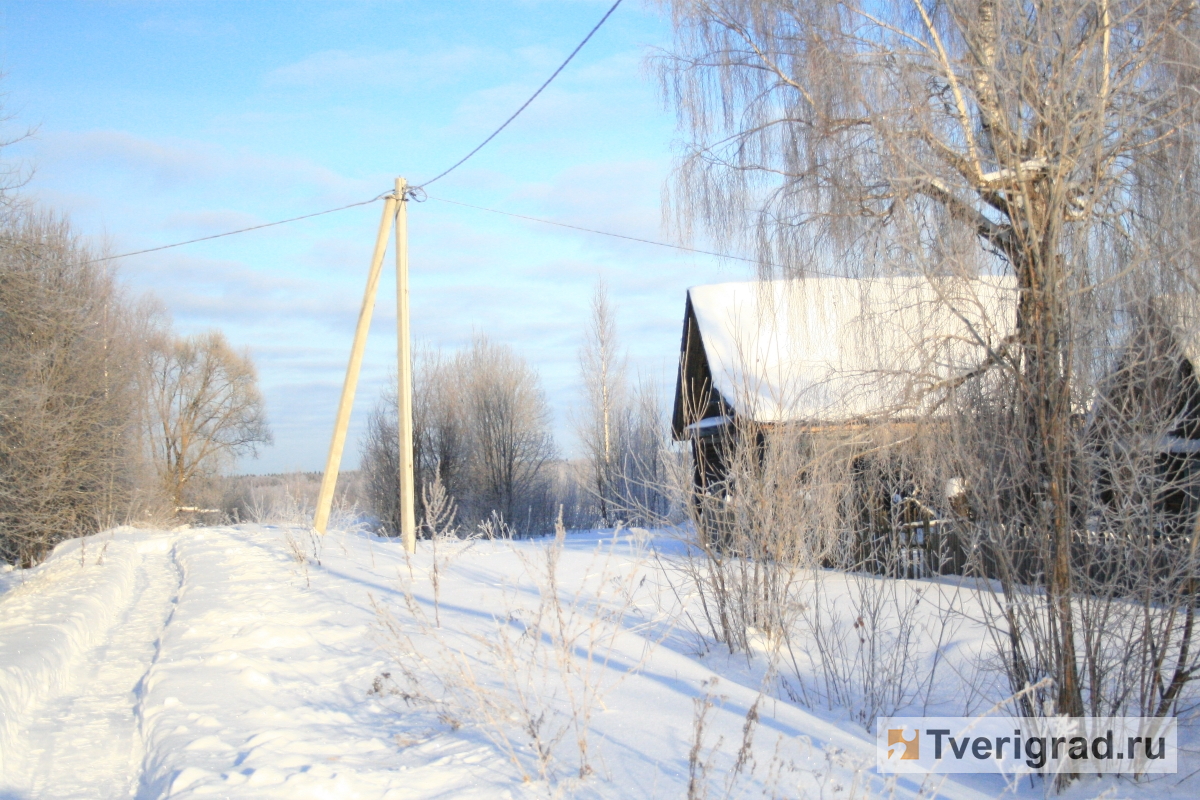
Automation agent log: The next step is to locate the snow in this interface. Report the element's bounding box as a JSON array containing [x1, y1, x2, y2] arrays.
[[0, 524, 1195, 798], [687, 277, 1017, 423]]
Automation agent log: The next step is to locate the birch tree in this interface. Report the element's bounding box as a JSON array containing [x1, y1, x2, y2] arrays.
[[577, 281, 628, 526]]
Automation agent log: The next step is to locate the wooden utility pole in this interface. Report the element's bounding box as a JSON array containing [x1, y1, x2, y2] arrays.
[[395, 177, 417, 552], [313, 187, 399, 535]]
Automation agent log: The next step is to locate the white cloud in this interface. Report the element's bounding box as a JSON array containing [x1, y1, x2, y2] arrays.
[[162, 209, 264, 235], [34, 130, 371, 202], [263, 45, 487, 90]]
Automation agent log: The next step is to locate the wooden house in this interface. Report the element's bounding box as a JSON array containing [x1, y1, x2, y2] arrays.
[[1089, 294, 1200, 536], [670, 276, 1017, 566]]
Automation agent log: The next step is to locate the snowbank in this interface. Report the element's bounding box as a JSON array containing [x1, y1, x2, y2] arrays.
[[0, 531, 145, 777]]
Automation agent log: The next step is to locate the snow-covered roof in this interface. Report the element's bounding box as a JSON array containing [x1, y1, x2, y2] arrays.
[[686, 276, 1018, 424]]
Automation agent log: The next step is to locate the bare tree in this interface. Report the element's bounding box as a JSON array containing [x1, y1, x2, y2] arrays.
[[147, 330, 272, 511], [659, 0, 1200, 732], [361, 384, 403, 535], [363, 350, 470, 537], [0, 211, 147, 565], [362, 338, 557, 537], [576, 280, 628, 526], [619, 372, 675, 523], [575, 284, 675, 527], [415, 347, 470, 506], [461, 336, 557, 534]]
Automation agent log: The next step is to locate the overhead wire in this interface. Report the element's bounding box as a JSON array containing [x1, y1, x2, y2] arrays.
[[85, 0, 625, 265], [85, 194, 389, 265], [413, 0, 624, 191], [424, 193, 781, 270], [424, 196, 956, 284], [87, 185, 792, 274]]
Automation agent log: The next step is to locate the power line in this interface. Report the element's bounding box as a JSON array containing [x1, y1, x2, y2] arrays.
[[414, 0, 624, 191], [426, 195, 910, 284], [425, 193, 773, 268], [85, 3, 623, 264], [86, 194, 388, 265]]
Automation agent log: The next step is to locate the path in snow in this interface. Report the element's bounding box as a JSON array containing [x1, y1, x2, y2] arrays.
[[7, 535, 181, 799], [1, 526, 522, 799], [130, 526, 418, 798]]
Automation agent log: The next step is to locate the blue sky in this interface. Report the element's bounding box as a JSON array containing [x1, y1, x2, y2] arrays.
[[1, 0, 748, 473]]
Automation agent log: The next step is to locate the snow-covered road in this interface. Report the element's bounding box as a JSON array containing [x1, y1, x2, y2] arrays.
[[0, 527, 450, 799]]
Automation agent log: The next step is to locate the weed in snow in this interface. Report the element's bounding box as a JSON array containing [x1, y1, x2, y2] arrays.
[[373, 518, 665, 792]]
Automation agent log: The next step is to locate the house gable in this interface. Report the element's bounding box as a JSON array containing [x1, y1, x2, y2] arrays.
[[671, 292, 733, 440]]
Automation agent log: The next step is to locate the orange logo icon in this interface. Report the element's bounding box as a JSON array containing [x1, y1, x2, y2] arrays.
[[887, 728, 919, 760]]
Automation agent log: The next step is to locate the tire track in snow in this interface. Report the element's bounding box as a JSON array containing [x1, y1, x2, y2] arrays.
[[16, 534, 182, 799]]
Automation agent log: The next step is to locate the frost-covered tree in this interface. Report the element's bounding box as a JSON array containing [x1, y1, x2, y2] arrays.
[[362, 349, 470, 537], [147, 331, 272, 511], [460, 336, 557, 532], [576, 281, 628, 526], [362, 337, 556, 537], [574, 282, 673, 526], [0, 212, 146, 565]]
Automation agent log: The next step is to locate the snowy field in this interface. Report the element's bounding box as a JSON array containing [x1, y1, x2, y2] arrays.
[[0, 524, 1196, 799]]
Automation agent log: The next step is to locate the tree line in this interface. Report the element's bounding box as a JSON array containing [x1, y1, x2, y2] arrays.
[[1, 208, 271, 566], [2, 202, 671, 561]]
